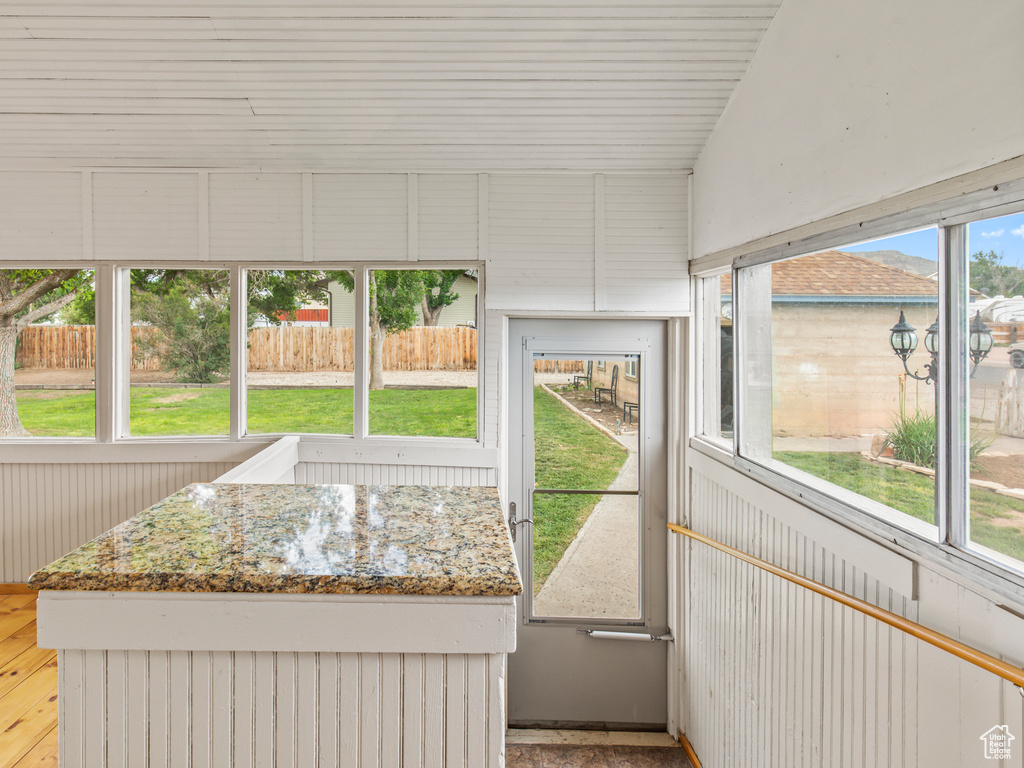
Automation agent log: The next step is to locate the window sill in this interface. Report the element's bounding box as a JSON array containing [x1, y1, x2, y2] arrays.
[[687, 436, 1024, 614]]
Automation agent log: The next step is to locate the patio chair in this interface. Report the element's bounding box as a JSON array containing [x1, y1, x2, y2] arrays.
[[573, 360, 593, 390], [594, 364, 618, 407]]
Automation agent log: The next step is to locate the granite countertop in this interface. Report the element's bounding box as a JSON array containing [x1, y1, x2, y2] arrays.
[[29, 483, 522, 596]]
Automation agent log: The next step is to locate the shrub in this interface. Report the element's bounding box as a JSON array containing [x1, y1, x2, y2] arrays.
[[885, 408, 994, 469]]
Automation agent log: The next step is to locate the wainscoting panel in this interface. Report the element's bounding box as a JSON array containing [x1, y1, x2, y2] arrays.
[[58, 649, 506, 768], [0, 461, 234, 582], [681, 454, 1024, 768], [294, 462, 496, 487]]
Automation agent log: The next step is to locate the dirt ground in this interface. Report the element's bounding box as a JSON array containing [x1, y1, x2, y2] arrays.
[[971, 455, 1024, 489], [547, 382, 639, 435]]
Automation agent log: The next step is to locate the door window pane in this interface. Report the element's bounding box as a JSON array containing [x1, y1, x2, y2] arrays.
[[365, 268, 478, 438], [531, 355, 639, 620], [967, 210, 1024, 568], [739, 230, 941, 531], [129, 269, 230, 437], [4, 268, 95, 438], [247, 269, 352, 435]]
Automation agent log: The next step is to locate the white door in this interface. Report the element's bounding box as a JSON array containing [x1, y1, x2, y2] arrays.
[[507, 318, 669, 728]]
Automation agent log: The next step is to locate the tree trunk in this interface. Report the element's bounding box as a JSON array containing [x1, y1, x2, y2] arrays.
[[369, 280, 385, 390], [0, 322, 28, 437], [420, 297, 442, 327]]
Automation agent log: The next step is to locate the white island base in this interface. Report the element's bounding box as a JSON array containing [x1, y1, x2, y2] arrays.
[[38, 590, 517, 768]]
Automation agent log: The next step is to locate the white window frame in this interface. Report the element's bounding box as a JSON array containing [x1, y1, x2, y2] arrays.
[[3, 261, 485, 449], [690, 176, 1024, 603]]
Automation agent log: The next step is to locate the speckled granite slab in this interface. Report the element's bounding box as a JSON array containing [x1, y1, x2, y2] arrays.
[[29, 483, 522, 596]]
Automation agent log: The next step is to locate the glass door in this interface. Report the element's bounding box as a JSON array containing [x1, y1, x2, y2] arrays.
[[506, 319, 668, 729]]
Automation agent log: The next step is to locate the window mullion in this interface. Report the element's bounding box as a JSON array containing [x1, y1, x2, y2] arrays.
[[229, 267, 247, 440], [938, 224, 969, 547], [354, 266, 369, 439]]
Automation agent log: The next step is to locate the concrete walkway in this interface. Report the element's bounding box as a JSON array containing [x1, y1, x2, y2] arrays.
[[533, 434, 640, 619]]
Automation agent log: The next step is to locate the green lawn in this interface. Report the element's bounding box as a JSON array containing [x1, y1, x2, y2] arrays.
[[777, 451, 1024, 562], [16, 387, 477, 438], [532, 386, 629, 591]]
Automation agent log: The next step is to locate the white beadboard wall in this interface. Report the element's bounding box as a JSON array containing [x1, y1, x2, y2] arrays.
[[681, 452, 1024, 768], [1, 461, 235, 583], [295, 462, 495, 487], [59, 649, 506, 768]]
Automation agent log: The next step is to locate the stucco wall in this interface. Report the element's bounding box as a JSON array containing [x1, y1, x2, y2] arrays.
[[772, 303, 936, 437]]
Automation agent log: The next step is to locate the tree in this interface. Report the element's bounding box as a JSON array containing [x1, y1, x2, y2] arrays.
[[335, 270, 427, 389], [0, 269, 92, 436], [970, 250, 1024, 298], [132, 277, 232, 383], [420, 270, 465, 326], [132, 269, 329, 383]]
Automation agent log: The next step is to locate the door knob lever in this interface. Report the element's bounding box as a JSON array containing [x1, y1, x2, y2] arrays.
[[508, 502, 532, 543]]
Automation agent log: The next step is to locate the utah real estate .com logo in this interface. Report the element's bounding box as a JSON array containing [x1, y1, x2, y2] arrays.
[[980, 725, 1015, 760]]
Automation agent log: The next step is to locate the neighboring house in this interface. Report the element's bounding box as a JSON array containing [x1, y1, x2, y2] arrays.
[[326, 273, 478, 328], [723, 250, 940, 437], [250, 306, 329, 328]]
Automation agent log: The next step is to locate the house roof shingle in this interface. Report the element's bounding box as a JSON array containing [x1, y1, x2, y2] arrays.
[[720, 250, 938, 298]]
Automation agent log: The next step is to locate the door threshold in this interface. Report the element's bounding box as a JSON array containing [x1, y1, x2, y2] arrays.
[[506, 729, 680, 747]]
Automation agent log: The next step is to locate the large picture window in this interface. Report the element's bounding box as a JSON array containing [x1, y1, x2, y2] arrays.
[[718, 197, 1024, 582], [1, 268, 96, 439]]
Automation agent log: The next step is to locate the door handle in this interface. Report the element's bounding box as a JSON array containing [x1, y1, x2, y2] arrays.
[[508, 502, 532, 543]]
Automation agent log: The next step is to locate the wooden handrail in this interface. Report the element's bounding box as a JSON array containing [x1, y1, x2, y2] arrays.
[[668, 522, 1024, 688]]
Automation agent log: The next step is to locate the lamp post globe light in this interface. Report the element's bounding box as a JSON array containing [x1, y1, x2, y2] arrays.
[[888, 310, 994, 383]]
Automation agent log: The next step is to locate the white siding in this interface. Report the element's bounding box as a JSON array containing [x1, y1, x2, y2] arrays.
[[313, 173, 408, 261], [0, 171, 82, 260], [93, 172, 198, 261], [209, 173, 304, 262], [604, 174, 688, 312], [486, 175, 595, 311], [679, 451, 1024, 768], [418, 174, 478, 261], [0, 460, 236, 582]]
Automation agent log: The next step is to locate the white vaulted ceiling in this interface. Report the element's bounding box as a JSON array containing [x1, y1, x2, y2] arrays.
[[0, 2, 782, 171]]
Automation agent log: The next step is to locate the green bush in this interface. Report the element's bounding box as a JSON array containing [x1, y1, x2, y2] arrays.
[[885, 408, 994, 469], [886, 409, 936, 467]]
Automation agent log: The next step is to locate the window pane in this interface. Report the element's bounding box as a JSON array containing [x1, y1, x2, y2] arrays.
[[739, 230, 940, 531], [247, 269, 352, 435], [129, 269, 230, 437], [701, 274, 733, 441], [366, 268, 478, 438], [967, 210, 1024, 568], [531, 355, 639, 620], [4, 269, 95, 438]]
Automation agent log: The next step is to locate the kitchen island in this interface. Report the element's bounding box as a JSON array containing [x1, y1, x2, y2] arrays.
[[30, 482, 521, 768]]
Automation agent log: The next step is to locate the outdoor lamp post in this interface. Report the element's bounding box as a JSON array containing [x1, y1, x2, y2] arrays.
[[888, 310, 994, 383]]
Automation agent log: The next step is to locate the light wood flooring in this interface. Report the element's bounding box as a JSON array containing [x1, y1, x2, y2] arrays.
[[0, 590, 57, 767]]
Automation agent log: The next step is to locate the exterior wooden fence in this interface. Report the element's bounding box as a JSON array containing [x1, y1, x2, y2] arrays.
[[17, 325, 479, 372]]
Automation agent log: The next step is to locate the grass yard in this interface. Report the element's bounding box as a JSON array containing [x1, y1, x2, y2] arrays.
[[532, 386, 630, 591], [777, 451, 1024, 562], [16, 387, 477, 438]]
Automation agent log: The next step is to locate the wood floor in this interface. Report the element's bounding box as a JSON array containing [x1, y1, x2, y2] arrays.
[[0, 591, 58, 768]]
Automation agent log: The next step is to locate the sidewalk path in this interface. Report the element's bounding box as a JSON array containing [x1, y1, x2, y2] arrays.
[[533, 434, 640, 620]]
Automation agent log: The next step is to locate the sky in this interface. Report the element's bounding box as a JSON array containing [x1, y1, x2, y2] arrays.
[[845, 211, 1024, 268]]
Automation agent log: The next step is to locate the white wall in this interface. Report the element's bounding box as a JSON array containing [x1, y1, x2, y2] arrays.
[[0, 169, 688, 581], [691, 0, 1024, 259], [678, 451, 1024, 767]]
